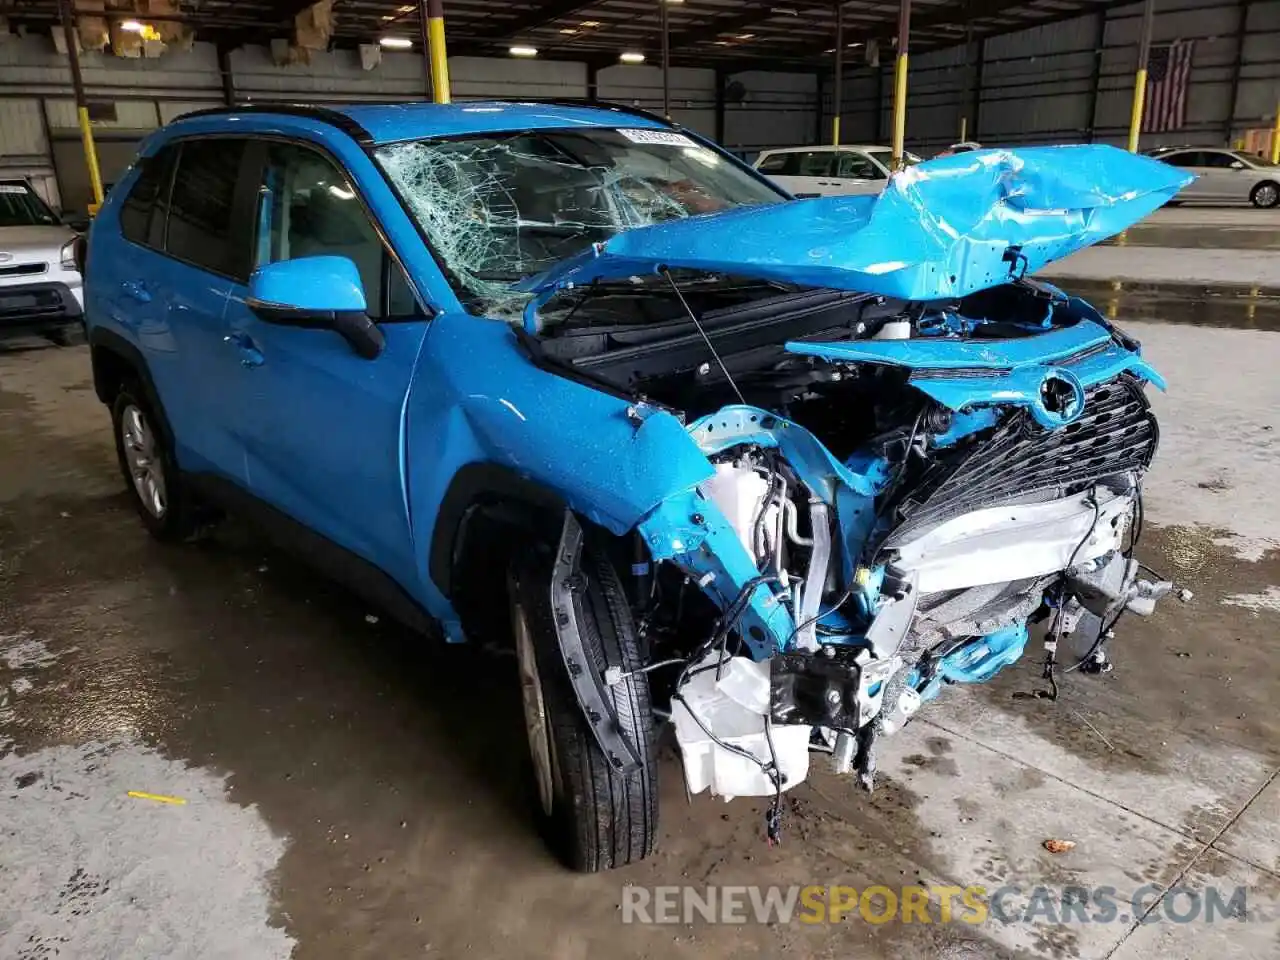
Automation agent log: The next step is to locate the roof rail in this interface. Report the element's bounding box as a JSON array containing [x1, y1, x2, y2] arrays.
[[175, 103, 375, 144]]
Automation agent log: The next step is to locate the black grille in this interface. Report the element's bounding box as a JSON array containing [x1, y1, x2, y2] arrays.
[[0, 283, 79, 323], [885, 376, 1158, 546], [0, 262, 47, 278]]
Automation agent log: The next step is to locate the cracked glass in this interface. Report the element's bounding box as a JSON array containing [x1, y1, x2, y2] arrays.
[[374, 127, 782, 317]]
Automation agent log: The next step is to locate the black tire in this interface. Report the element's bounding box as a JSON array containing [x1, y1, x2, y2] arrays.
[[508, 539, 658, 872], [1250, 181, 1279, 209], [110, 380, 207, 542]]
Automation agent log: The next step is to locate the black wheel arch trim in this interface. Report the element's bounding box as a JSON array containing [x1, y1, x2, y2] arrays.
[[429, 462, 569, 601], [88, 327, 175, 446]]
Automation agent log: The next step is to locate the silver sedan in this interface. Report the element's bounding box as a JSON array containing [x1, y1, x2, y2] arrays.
[[1146, 146, 1280, 208]]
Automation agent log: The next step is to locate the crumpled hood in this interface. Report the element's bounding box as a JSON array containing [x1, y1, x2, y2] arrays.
[[517, 145, 1191, 306]]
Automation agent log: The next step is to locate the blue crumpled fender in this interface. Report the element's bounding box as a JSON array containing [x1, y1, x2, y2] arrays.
[[516, 145, 1192, 322], [402, 312, 716, 638]]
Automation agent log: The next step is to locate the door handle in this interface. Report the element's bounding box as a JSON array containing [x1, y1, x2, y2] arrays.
[[121, 280, 151, 303], [224, 332, 264, 368]]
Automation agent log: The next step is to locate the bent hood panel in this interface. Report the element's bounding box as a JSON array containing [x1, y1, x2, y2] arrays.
[[518, 145, 1191, 302]]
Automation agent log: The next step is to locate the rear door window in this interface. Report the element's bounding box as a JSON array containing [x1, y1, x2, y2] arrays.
[[166, 138, 251, 279], [119, 145, 177, 249], [794, 151, 836, 177], [835, 151, 882, 179]]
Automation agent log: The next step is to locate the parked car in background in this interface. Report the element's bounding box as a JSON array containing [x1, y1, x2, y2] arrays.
[[1144, 146, 1279, 208], [0, 178, 86, 345], [753, 144, 921, 197]]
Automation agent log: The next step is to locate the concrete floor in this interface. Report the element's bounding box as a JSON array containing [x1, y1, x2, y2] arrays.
[[3, 215, 1280, 958]]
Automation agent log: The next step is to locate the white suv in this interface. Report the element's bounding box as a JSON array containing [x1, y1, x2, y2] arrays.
[[0, 178, 86, 345], [753, 145, 922, 197]]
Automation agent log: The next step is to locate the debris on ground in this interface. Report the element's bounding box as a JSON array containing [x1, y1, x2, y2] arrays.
[[1043, 838, 1077, 854]]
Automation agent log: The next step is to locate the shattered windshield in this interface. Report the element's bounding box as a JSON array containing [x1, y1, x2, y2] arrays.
[[374, 127, 783, 315]]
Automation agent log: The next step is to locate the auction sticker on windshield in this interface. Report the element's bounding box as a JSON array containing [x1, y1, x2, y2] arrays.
[[618, 128, 697, 147]]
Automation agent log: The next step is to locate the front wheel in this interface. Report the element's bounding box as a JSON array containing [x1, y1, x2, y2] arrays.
[[1250, 181, 1279, 209], [508, 540, 658, 872]]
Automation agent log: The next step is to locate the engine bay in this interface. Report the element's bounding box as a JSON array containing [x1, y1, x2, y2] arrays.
[[524, 273, 1184, 838]]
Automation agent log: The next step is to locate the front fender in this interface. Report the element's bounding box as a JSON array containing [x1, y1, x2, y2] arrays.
[[402, 312, 715, 636]]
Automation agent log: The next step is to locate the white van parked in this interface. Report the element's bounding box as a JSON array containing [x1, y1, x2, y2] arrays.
[[753, 145, 922, 197]]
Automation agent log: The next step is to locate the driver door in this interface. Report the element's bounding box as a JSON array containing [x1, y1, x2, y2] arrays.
[[222, 138, 430, 589]]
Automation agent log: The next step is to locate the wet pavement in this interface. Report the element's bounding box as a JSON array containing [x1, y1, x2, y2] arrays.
[[2, 291, 1280, 959]]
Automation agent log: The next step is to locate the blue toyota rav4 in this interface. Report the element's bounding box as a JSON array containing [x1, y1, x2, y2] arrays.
[[86, 101, 1189, 871]]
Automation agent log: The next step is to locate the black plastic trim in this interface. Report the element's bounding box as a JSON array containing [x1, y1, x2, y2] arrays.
[[177, 103, 375, 145], [87, 327, 173, 443], [550, 511, 641, 774], [428, 462, 567, 600], [186, 473, 437, 636]]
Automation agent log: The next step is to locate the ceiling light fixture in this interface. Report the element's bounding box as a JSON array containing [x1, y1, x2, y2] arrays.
[[581, 20, 601, 28], [509, 45, 538, 57], [619, 51, 645, 63], [379, 36, 412, 48], [559, 27, 578, 34], [119, 19, 145, 33], [736, 33, 755, 40]]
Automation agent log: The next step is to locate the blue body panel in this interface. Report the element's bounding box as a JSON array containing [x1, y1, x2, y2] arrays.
[[85, 105, 1167, 666], [519, 145, 1192, 307]]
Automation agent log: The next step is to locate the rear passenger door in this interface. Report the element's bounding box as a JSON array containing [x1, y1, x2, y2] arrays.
[[95, 137, 254, 478], [221, 138, 429, 588], [832, 150, 888, 195], [151, 137, 257, 476], [755, 150, 839, 197]]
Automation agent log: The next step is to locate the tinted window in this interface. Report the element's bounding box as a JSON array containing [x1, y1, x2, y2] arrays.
[[167, 139, 248, 278], [1199, 151, 1239, 169], [836, 152, 882, 179], [119, 146, 176, 248], [1162, 151, 1201, 168], [794, 151, 835, 177], [255, 141, 410, 318], [756, 153, 790, 174]]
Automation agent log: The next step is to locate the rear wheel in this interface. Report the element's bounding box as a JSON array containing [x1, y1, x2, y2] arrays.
[[507, 539, 658, 872], [1250, 181, 1279, 209], [111, 381, 208, 541]]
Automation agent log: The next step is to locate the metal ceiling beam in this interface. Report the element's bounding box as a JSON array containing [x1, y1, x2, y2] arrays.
[[467, 0, 600, 41], [667, 2, 778, 52]]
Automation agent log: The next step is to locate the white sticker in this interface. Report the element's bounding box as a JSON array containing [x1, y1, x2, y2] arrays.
[[617, 128, 697, 148]]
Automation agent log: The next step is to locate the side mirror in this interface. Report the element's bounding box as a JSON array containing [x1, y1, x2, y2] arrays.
[[247, 256, 385, 360], [65, 216, 91, 233]]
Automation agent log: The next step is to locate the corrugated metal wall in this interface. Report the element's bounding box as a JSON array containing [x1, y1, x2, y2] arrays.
[[826, 0, 1280, 151], [2, 1, 1277, 209]]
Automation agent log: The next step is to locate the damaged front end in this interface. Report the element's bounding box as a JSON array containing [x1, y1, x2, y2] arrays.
[[512, 145, 1191, 823]]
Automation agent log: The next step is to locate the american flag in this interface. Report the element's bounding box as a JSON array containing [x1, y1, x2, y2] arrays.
[[1142, 40, 1195, 133]]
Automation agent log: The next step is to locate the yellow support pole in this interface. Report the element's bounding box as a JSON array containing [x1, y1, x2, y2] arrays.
[[1271, 100, 1280, 165], [421, 0, 450, 104], [1127, 67, 1148, 153], [1128, 0, 1156, 153], [891, 52, 909, 165], [959, 115, 967, 142], [891, 0, 911, 166], [77, 106, 105, 210], [832, 2, 843, 146], [59, 0, 104, 213]]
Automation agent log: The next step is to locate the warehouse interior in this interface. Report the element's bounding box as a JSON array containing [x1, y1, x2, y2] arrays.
[[2, 2, 1280, 959]]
